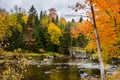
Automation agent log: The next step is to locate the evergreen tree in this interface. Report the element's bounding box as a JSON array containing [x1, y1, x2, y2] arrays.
[[28, 5, 37, 26], [40, 10, 43, 20], [56, 15, 59, 23], [52, 17, 55, 23], [79, 16, 83, 22], [28, 5, 37, 15], [71, 18, 75, 22]]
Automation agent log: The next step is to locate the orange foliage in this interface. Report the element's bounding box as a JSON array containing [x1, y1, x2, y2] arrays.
[[83, 0, 120, 62], [70, 22, 82, 38], [80, 21, 93, 35]]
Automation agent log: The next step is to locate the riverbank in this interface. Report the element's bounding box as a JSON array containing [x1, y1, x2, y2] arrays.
[[0, 51, 64, 59], [0, 51, 120, 80]]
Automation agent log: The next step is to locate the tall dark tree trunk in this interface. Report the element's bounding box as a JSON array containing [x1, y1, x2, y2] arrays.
[[90, 5, 105, 80]]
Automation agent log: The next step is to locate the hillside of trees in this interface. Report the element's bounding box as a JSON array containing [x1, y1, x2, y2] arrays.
[[0, 6, 88, 54], [0, 0, 120, 64]]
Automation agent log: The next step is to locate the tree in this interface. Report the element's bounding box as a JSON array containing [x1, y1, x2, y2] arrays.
[[90, 4, 105, 80], [70, 22, 81, 38], [74, 1, 105, 80], [90, 0, 120, 59], [23, 5, 38, 51], [79, 16, 83, 22], [5, 26, 24, 51], [14, 5, 18, 13], [56, 15, 59, 23], [0, 9, 11, 40], [0, 9, 22, 40], [49, 8, 57, 21], [75, 0, 120, 80], [40, 10, 43, 20], [71, 18, 75, 22], [47, 22, 62, 45], [58, 22, 72, 54], [40, 14, 50, 28], [33, 24, 44, 51], [0, 8, 25, 51], [28, 5, 37, 28], [58, 17, 67, 32]]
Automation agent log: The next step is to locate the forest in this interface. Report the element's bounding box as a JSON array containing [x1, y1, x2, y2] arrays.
[[0, 0, 120, 62], [0, 5, 88, 53], [0, 0, 120, 80]]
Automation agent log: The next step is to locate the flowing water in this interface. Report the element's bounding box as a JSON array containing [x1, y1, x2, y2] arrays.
[[23, 58, 100, 80]]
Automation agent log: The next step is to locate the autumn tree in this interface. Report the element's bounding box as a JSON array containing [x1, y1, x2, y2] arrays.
[[74, 1, 105, 80], [81, 0, 120, 63], [75, 0, 120, 80], [49, 8, 57, 21], [47, 22, 62, 45], [0, 9, 12, 40], [40, 13, 50, 28], [6, 7, 28, 51], [90, 0, 120, 59], [0, 8, 25, 51], [58, 17, 67, 31]]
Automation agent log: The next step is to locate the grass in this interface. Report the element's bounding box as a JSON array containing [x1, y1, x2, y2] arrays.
[[28, 52, 63, 57], [70, 47, 86, 53], [0, 51, 64, 58]]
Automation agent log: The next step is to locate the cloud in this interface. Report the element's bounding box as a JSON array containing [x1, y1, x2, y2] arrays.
[[0, 0, 22, 11], [0, 0, 85, 21]]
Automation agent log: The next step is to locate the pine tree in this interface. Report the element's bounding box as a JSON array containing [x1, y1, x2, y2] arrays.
[[71, 18, 75, 22], [40, 10, 43, 20], [79, 16, 83, 22]]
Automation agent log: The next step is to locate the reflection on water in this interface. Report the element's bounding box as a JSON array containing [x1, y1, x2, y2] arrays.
[[0, 57, 119, 80], [24, 58, 100, 80], [24, 65, 80, 80]]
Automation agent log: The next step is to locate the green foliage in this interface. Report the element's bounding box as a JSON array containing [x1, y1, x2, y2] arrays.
[[58, 32, 71, 54], [33, 25, 44, 50], [5, 26, 24, 51], [40, 10, 43, 20], [0, 6, 89, 55], [28, 5, 37, 28], [79, 16, 83, 22], [77, 33, 88, 47], [71, 18, 75, 22]]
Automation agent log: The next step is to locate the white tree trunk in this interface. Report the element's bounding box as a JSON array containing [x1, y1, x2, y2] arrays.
[[90, 5, 105, 80]]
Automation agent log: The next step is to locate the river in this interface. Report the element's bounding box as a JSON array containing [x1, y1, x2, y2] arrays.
[[23, 58, 101, 80]]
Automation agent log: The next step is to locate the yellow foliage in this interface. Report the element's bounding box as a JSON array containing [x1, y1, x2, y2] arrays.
[[0, 11, 12, 39], [59, 17, 67, 25], [0, 10, 23, 40], [41, 15, 50, 27], [10, 14, 23, 32], [22, 12, 28, 23], [47, 22, 62, 45], [48, 22, 62, 45]]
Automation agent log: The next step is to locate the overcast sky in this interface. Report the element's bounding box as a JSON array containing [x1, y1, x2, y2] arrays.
[[0, 0, 85, 21]]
